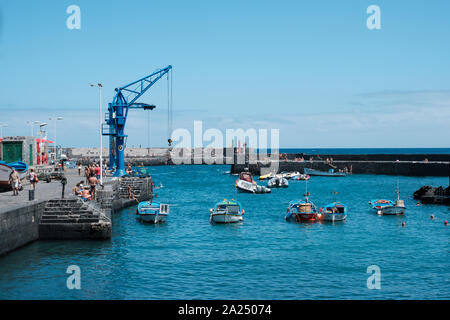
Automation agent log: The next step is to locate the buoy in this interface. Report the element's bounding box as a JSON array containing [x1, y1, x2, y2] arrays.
[[416, 202, 421, 206], [445, 220, 448, 226], [402, 222, 406, 227]]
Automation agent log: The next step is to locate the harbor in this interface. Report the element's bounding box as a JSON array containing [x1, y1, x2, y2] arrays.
[[0, 164, 448, 299]]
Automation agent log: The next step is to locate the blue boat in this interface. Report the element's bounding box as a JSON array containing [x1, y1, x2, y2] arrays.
[[136, 201, 169, 223], [304, 168, 346, 177], [286, 196, 319, 222], [369, 199, 394, 211], [319, 202, 347, 222], [6, 161, 28, 179]]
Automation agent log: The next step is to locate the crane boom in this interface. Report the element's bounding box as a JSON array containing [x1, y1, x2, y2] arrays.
[[103, 65, 172, 176]]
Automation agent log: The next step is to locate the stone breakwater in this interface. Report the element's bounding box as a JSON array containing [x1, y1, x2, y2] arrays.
[[230, 152, 450, 177], [0, 169, 153, 256]]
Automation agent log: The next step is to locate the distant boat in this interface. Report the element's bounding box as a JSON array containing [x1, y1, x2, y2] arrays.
[[267, 175, 289, 188], [210, 199, 244, 223], [319, 202, 347, 222], [294, 174, 310, 181], [235, 172, 271, 194], [259, 172, 275, 180], [284, 171, 301, 180], [303, 168, 346, 177], [136, 201, 169, 223]]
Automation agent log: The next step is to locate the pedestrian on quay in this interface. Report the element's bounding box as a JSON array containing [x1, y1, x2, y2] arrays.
[[84, 166, 90, 184], [9, 168, 20, 196], [95, 164, 101, 179], [29, 169, 38, 190], [88, 173, 99, 200], [78, 163, 82, 176]]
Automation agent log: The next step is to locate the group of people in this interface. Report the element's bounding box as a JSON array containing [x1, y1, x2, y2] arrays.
[[9, 168, 38, 196], [72, 162, 104, 201]]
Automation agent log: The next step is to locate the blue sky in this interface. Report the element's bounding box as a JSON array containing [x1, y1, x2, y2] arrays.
[[0, 0, 449, 148]]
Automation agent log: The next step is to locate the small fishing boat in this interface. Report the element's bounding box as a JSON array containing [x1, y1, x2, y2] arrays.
[[267, 175, 289, 188], [369, 199, 394, 212], [0, 161, 29, 189], [319, 202, 347, 222], [210, 199, 244, 223], [286, 197, 319, 222], [235, 172, 271, 194], [378, 183, 406, 215], [303, 168, 346, 177], [136, 201, 169, 223], [294, 174, 310, 181]]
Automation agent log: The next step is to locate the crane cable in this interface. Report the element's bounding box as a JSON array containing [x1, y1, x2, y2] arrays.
[[167, 69, 173, 146]]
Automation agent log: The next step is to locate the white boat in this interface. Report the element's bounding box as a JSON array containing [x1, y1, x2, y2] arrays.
[[319, 202, 347, 222], [284, 171, 301, 180], [210, 199, 244, 223], [267, 175, 289, 188], [0, 163, 13, 189], [380, 184, 406, 215], [235, 172, 271, 194], [136, 201, 169, 223]]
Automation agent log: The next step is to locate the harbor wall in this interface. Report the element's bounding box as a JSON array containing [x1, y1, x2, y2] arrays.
[[231, 160, 450, 177], [0, 201, 46, 256]]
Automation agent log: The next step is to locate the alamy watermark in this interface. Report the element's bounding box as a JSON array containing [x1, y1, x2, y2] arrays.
[[169, 121, 280, 173], [366, 265, 381, 289], [366, 5, 381, 30], [66, 265, 81, 290], [66, 5, 81, 30]]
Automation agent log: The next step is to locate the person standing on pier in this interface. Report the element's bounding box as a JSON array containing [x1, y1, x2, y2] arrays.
[[29, 169, 38, 190], [9, 169, 20, 196], [88, 173, 99, 200], [77, 163, 82, 176]]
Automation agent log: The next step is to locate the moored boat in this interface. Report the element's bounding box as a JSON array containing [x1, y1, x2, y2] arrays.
[[210, 199, 244, 223], [136, 201, 169, 223], [259, 172, 275, 180], [379, 184, 406, 215], [319, 202, 347, 222], [294, 174, 310, 181], [369, 199, 394, 214], [267, 175, 289, 188], [235, 172, 271, 193], [286, 197, 319, 222], [303, 168, 346, 177]]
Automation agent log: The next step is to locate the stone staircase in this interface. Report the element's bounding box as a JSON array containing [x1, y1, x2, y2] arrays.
[[39, 199, 111, 239]]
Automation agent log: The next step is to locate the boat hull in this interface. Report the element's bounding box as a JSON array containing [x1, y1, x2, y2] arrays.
[[210, 213, 243, 223], [379, 206, 405, 215], [0, 164, 13, 189], [303, 168, 346, 177], [287, 213, 317, 222], [138, 213, 168, 223], [321, 213, 347, 222]]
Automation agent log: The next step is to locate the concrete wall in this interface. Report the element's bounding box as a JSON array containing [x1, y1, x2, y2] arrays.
[[0, 201, 46, 256]]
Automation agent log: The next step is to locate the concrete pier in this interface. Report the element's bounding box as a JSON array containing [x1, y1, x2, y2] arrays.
[[0, 169, 153, 256]]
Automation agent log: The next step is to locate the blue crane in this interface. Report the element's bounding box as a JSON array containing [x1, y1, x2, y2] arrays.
[[103, 65, 172, 176]]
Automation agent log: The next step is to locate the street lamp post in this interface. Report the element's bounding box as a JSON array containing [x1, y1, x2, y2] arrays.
[[90, 83, 103, 185], [49, 117, 63, 161], [26, 120, 40, 137], [0, 123, 7, 138]]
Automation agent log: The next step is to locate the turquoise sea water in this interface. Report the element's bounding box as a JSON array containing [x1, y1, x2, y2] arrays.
[[0, 165, 449, 299]]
